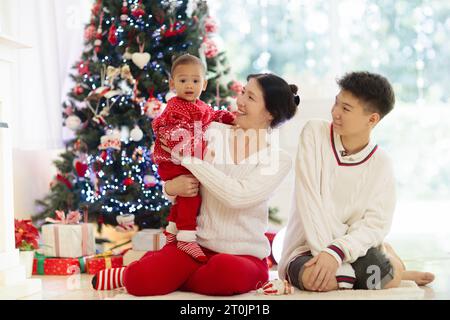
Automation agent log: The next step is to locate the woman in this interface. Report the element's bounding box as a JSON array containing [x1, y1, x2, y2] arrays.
[[92, 73, 299, 296]]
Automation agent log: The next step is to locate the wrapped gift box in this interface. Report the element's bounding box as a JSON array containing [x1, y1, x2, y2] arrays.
[[41, 223, 96, 258], [132, 228, 165, 251], [86, 255, 124, 274], [33, 253, 86, 275]]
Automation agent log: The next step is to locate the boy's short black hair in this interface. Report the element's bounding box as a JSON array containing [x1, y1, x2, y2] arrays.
[[337, 71, 395, 119]]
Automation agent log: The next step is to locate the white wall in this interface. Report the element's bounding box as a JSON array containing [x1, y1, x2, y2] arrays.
[[268, 97, 334, 229], [12, 0, 90, 219]]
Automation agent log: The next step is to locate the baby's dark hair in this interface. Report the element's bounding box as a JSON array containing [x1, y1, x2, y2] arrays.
[[247, 73, 299, 128], [170, 54, 206, 77], [337, 71, 395, 119]]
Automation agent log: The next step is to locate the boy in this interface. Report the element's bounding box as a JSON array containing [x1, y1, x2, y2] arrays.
[[279, 71, 400, 291], [152, 54, 235, 262]]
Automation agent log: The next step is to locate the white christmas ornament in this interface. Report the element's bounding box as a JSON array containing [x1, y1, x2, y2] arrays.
[[185, 0, 198, 18], [130, 126, 144, 141], [123, 48, 132, 60], [116, 214, 135, 232], [165, 90, 177, 102], [120, 125, 130, 141], [65, 115, 82, 130], [131, 52, 151, 69], [144, 98, 165, 118], [98, 130, 121, 150], [144, 175, 157, 187]]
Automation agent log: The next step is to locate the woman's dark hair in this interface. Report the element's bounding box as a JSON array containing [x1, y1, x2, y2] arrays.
[[247, 73, 299, 128]]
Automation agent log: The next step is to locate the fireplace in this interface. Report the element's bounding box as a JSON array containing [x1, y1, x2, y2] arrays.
[[0, 34, 41, 299]]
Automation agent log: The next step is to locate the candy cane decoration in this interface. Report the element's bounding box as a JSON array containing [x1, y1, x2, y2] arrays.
[[256, 279, 294, 295]]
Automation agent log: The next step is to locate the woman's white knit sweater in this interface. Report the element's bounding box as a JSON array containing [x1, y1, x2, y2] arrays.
[[164, 122, 292, 260]]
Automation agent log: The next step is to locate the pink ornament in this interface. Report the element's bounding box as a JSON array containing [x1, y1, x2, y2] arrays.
[[229, 80, 243, 95], [84, 25, 96, 41], [202, 38, 218, 58], [204, 16, 218, 33]]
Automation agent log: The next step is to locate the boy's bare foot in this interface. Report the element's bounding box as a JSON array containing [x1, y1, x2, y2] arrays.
[[402, 271, 435, 286]]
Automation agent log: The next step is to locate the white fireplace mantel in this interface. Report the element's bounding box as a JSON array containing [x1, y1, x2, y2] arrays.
[[0, 33, 41, 299]]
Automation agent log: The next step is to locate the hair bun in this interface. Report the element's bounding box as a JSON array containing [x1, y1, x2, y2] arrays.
[[289, 84, 298, 95], [294, 95, 300, 106], [289, 84, 300, 106]]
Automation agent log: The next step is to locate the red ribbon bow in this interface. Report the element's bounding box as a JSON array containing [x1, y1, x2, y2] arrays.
[[45, 210, 82, 225]]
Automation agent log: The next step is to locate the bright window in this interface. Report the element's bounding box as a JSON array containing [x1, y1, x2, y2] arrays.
[[210, 0, 450, 240]]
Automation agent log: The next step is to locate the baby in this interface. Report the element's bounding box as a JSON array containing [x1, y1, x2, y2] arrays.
[[152, 54, 235, 262]]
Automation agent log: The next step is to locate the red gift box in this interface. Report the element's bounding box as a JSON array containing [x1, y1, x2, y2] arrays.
[[33, 253, 86, 275], [86, 255, 123, 274]]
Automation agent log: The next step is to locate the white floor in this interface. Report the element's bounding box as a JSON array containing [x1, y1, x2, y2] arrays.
[[19, 232, 450, 300]]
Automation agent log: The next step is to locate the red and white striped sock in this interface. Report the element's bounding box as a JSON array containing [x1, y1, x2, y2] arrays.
[[92, 267, 126, 290], [177, 241, 208, 262], [164, 230, 177, 244]]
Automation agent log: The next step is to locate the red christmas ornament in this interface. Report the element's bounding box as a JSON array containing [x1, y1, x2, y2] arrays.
[[161, 21, 187, 38], [120, 1, 129, 26], [131, 7, 145, 18], [107, 24, 118, 46], [75, 161, 89, 177], [77, 60, 90, 76], [73, 85, 84, 95], [100, 150, 108, 161], [56, 174, 73, 190], [123, 177, 134, 186]]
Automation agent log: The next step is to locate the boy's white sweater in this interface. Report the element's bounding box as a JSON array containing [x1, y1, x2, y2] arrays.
[[279, 119, 396, 284]]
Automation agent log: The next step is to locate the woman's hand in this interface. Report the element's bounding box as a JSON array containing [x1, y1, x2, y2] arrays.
[[304, 251, 339, 291], [165, 174, 200, 197]]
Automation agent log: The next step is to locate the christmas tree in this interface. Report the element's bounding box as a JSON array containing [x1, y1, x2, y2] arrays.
[[34, 0, 240, 230]]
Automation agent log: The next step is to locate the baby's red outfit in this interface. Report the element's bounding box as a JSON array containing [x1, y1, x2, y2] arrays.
[[152, 96, 235, 234]]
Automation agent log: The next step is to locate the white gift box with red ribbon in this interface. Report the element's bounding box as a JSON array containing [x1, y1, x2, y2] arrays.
[[41, 210, 95, 258], [132, 228, 166, 252], [41, 223, 96, 258]]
